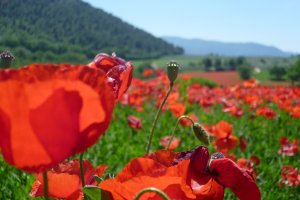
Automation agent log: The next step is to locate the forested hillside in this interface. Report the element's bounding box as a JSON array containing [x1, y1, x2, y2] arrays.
[[0, 0, 183, 66]]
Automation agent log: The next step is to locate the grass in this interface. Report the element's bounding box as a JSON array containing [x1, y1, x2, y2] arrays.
[[1, 77, 300, 199]]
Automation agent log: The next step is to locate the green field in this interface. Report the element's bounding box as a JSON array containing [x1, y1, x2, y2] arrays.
[[1, 74, 299, 199]]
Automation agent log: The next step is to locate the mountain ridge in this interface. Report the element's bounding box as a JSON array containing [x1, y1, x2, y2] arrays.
[[0, 0, 183, 66], [162, 36, 294, 57]]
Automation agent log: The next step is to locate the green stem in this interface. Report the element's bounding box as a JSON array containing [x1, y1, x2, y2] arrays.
[[134, 187, 170, 200], [166, 115, 195, 150], [80, 153, 86, 187], [146, 84, 173, 153], [43, 171, 49, 200], [80, 152, 87, 200]]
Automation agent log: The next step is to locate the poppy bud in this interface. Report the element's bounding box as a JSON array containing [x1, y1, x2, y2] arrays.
[[193, 123, 210, 146], [0, 51, 15, 69], [167, 61, 179, 85]]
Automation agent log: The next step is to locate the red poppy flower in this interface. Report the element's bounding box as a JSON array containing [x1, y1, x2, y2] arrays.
[[160, 136, 180, 150], [100, 146, 260, 200], [169, 103, 186, 118], [0, 64, 115, 172], [242, 79, 258, 88], [290, 106, 300, 118], [179, 114, 198, 127], [127, 115, 142, 130], [279, 166, 300, 187], [237, 156, 260, 179], [278, 137, 298, 156], [223, 105, 244, 117], [213, 136, 238, 153], [239, 136, 248, 151], [30, 159, 107, 199], [256, 107, 276, 119], [143, 69, 153, 77], [214, 121, 233, 138], [88, 53, 133, 100], [208, 121, 238, 153]]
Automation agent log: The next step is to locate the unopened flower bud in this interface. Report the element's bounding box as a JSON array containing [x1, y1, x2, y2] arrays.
[[167, 61, 179, 85], [0, 51, 15, 69], [193, 123, 210, 146]]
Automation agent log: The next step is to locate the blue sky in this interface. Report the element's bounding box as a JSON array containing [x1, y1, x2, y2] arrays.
[[83, 0, 300, 53]]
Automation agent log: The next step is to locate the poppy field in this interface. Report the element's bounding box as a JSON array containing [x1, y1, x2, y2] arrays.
[[0, 52, 300, 200]]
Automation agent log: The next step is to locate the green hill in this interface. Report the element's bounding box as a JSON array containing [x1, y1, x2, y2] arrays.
[[0, 0, 183, 67]]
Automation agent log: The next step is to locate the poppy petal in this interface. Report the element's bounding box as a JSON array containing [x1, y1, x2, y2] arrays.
[[88, 53, 133, 100], [209, 158, 261, 200], [0, 65, 114, 172]]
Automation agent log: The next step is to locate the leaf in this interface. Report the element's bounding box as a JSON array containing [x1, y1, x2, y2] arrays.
[[83, 185, 111, 200], [83, 185, 101, 200], [93, 175, 102, 184]]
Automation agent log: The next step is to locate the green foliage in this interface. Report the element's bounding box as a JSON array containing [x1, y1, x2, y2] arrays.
[[287, 57, 300, 85], [1, 92, 300, 199], [214, 58, 224, 71], [228, 58, 237, 70], [0, 0, 183, 67], [238, 63, 253, 80], [188, 77, 218, 88], [269, 66, 287, 81], [83, 186, 102, 200], [202, 57, 213, 71]]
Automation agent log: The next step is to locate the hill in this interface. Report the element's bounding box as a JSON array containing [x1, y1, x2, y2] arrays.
[[162, 36, 294, 57], [0, 0, 183, 66]]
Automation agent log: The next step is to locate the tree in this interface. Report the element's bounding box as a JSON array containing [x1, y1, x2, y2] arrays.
[[287, 57, 300, 85], [203, 57, 212, 71], [238, 63, 253, 80], [236, 56, 245, 66], [228, 58, 237, 70], [269, 66, 286, 81], [214, 58, 223, 71]]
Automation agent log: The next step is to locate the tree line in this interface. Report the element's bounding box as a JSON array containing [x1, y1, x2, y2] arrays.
[[0, 0, 183, 67]]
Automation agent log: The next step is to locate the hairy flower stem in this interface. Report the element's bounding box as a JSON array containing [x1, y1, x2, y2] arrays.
[[134, 187, 170, 200], [146, 84, 173, 153], [166, 115, 195, 150], [43, 171, 49, 200], [79, 152, 87, 200]]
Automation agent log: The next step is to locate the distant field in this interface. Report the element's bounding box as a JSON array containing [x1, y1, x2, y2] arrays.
[[180, 71, 241, 86], [132, 55, 297, 70], [133, 55, 295, 86]]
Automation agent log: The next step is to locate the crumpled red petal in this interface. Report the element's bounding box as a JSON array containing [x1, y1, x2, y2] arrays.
[[88, 53, 133, 100], [209, 158, 261, 200]]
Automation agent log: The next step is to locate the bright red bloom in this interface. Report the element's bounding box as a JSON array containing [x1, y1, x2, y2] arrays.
[[290, 106, 300, 118], [127, 115, 142, 130], [88, 53, 133, 100], [223, 100, 244, 117], [213, 136, 238, 153], [242, 79, 258, 88], [239, 136, 248, 151], [208, 121, 238, 153], [160, 136, 180, 150], [30, 159, 107, 199], [237, 156, 260, 179], [279, 166, 300, 187], [278, 137, 298, 156], [179, 114, 198, 127], [169, 103, 186, 118], [0, 64, 115, 172], [100, 146, 260, 200], [143, 69, 153, 77], [256, 107, 276, 119], [214, 121, 233, 138]]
